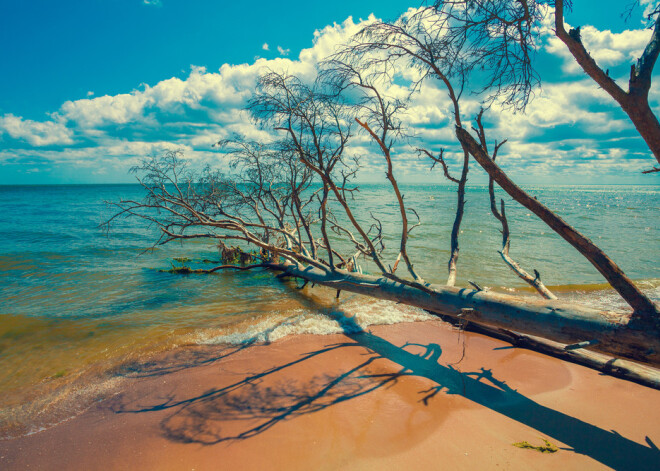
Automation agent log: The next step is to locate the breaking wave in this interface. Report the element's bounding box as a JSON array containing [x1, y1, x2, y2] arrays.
[[198, 298, 434, 346]]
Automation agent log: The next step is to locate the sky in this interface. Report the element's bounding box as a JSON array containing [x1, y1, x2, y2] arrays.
[[1, 0, 659, 185]]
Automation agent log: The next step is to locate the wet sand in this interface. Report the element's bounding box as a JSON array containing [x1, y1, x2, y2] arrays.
[[1, 319, 659, 470]]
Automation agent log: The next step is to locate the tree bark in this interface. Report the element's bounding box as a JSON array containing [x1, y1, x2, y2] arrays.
[[456, 126, 660, 320], [447, 149, 469, 286], [438, 315, 660, 390], [623, 95, 660, 166], [275, 263, 660, 367], [554, 0, 660, 166]]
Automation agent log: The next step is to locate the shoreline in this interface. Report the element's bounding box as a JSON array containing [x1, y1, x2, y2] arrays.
[[2, 319, 659, 470]]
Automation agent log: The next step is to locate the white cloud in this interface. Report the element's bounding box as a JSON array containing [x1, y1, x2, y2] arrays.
[[0, 114, 73, 146], [545, 24, 652, 74], [640, 0, 659, 20], [262, 43, 269, 51], [491, 79, 625, 137], [0, 12, 655, 183], [277, 45, 290, 56], [58, 92, 149, 128]]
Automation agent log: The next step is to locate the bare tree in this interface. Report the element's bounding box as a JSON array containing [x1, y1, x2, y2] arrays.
[[336, 6, 660, 356], [319, 60, 424, 282], [553, 0, 660, 171], [427, 0, 660, 170], [109, 6, 660, 380], [336, 3, 657, 312], [472, 109, 557, 300], [416, 147, 469, 286], [109, 81, 660, 378]]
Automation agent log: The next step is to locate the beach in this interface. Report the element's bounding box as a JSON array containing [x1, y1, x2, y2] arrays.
[[2, 318, 659, 470], [1, 184, 658, 469], [3, 0, 660, 468]]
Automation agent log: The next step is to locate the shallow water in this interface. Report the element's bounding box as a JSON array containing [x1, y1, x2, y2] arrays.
[[0, 183, 658, 437]]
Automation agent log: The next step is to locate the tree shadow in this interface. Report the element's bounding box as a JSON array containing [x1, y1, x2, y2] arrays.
[[114, 317, 303, 378], [115, 335, 261, 378], [110, 307, 660, 470]]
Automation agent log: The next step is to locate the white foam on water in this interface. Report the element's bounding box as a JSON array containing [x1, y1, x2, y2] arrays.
[[560, 281, 659, 312], [0, 375, 124, 440], [198, 298, 434, 346]]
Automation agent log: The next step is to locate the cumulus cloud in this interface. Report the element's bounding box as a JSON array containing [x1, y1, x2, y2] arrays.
[[545, 24, 653, 74], [0, 114, 73, 146], [277, 45, 290, 56], [640, 0, 659, 20], [0, 12, 655, 184], [262, 43, 269, 51]]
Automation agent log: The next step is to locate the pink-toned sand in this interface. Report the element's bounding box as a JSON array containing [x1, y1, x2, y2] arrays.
[[1, 319, 659, 470]]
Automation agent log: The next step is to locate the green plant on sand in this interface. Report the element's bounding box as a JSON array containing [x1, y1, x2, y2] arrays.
[[513, 438, 559, 453]]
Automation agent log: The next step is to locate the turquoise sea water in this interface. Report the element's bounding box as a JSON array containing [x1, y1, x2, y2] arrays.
[[0, 183, 658, 436]]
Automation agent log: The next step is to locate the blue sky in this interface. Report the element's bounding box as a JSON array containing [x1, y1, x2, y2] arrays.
[[1, 0, 659, 184]]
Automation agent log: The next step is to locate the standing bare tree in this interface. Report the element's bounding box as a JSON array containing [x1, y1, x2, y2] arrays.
[[554, 0, 660, 171], [425, 0, 660, 170]]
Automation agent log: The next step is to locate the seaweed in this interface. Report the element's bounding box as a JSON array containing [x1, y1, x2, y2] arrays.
[[159, 266, 210, 275], [513, 438, 558, 453], [160, 243, 264, 275], [172, 257, 192, 263]]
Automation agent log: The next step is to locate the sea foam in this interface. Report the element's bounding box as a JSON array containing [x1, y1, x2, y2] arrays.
[[198, 298, 434, 346]]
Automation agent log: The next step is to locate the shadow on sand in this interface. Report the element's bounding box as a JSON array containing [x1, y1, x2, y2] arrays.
[[111, 306, 660, 470]]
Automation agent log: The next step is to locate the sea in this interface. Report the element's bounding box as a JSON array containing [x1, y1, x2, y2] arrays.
[[0, 183, 658, 438]]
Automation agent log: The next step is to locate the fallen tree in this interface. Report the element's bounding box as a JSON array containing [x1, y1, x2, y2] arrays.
[[108, 2, 659, 383], [106, 124, 660, 375], [327, 2, 658, 353], [274, 263, 660, 366]]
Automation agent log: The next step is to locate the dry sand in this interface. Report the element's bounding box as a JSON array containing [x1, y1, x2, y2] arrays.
[[1, 319, 659, 470]]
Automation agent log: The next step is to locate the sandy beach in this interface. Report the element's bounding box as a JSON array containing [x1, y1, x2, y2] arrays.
[[3, 0, 660, 469], [1, 318, 659, 470]]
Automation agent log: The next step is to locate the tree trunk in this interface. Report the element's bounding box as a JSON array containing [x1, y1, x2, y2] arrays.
[[456, 126, 660, 320], [439, 315, 660, 389], [623, 96, 660, 165], [554, 0, 660, 166], [447, 149, 469, 286], [275, 263, 660, 367]]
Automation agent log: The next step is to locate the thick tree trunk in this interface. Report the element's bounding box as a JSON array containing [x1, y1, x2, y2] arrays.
[[554, 0, 660, 166], [275, 263, 660, 367], [442, 316, 660, 389], [623, 96, 660, 165], [456, 126, 660, 320]]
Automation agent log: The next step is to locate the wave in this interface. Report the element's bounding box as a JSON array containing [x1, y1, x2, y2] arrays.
[[198, 298, 434, 346], [498, 279, 660, 311], [0, 370, 123, 440]]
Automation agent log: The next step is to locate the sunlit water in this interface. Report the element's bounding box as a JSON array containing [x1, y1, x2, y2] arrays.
[[0, 183, 658, 437]]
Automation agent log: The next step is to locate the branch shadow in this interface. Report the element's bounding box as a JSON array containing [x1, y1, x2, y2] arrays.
[[114, 336, 260, 378], [110, 305, 660, 470]]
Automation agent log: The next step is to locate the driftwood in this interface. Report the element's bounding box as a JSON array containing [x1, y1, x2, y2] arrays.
[[273, 263, 660, 368], [434, 313, 660, 390], [108, 32, 660, 386], [157, 252, 660, 387], [474, 111, 557, 300]]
